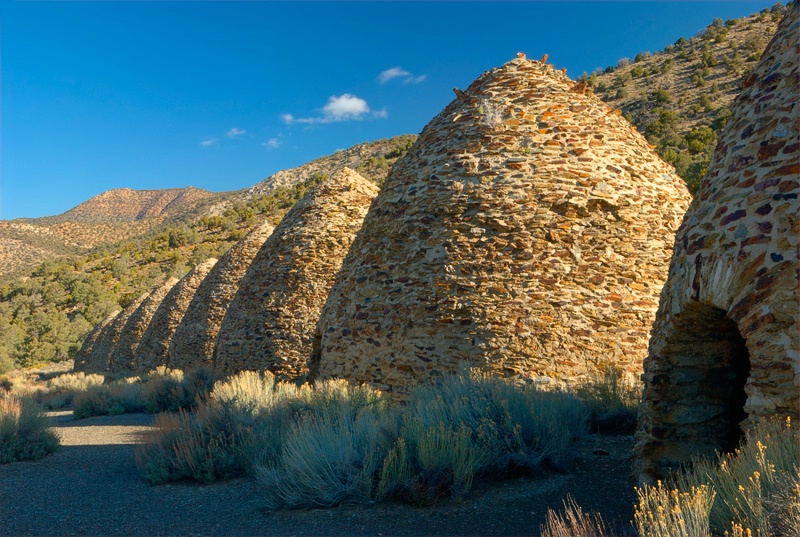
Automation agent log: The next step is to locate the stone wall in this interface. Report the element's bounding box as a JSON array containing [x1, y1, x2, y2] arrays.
[[168, 222, 274, 371], [75, 293, 149, 374], [214, 168, 379, 380], [108, 277, 179, 374], [133, 258, 218, 374], [635, 4, 799, 483], [310, 55, 691, 396], [73, 310, 119, 373]]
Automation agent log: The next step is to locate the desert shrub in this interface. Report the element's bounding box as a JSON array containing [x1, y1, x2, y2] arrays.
[[137, 371, 309, 485], [634, 482, 715, 537], [37, 372, 105, 409], [255, 392, 398, 509], [573, 367, 640, 434], [672, 418, 799, 535], [73, 367, 216, 418], [73, 378, 146, 418], [0, 395, 60, 463], [377, 373, 588, 504], [135, 406, 242, 484], [540, 496, 610, 537], [138, 371, 589, 510]]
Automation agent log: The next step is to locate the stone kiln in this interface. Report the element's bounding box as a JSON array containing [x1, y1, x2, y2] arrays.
[[133, 258, 218, 374], [214, 168, 379, 380], [73, 310, 120, 373], [168, 222, 274, 371], [74, 293, 149, 374], [310, 55, 691, 396], [108, 277, 179, 374], [635, 4, 799, 483]]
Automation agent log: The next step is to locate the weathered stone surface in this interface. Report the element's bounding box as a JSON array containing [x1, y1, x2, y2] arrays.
[[77, 293, 149, 374], [108, 277, 179, 374], [73, 310, 120, 373], [133, 258, 218, 374], [214, 168, 379, 380], [635, 4, 799, 483], [311, 55, 691, 397], [168, 222, 274, 371]]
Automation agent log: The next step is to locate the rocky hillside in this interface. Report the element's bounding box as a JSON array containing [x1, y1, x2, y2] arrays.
[[589, 3, 786, 191], [0, 187, 231, 279], [39, 187, 218, 224], [245, 135, 417, 198], [0, 136, 416, 280]]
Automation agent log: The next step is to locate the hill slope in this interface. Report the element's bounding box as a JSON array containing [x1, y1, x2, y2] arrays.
[[589, 3, 786, 191]]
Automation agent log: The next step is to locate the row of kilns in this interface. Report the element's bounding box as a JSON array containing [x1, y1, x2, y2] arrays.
[[75, 4, 798, 484]]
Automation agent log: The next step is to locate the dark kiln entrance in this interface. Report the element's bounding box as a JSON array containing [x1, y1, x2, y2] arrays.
[[646, 303, 750, 471]]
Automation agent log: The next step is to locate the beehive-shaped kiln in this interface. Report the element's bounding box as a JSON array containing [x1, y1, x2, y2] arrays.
[[133, 258, 218, 373], [108, 277, 179, 374], [168, 222, 274, 371], [635, 5, 799, 482], [310, 55, 692, 395], [73, 310, 120, 373], [214, 168, 379, 379], [76, 293, 149, 374]]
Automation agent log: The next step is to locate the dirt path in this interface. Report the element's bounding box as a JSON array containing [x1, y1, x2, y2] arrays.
[[0, 412, 637, 536]]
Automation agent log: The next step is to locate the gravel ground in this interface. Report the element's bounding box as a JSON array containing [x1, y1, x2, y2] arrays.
[[0, 411, 637, 537]]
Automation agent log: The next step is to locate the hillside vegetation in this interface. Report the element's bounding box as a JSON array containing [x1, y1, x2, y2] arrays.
[[0, 136, 416, 372], [587, 2, 786, 192]]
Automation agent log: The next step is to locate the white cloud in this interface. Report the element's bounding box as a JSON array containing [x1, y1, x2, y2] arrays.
[[323, 94, 369, 121], [378, 66, 410, 84], [404, 74, 427, 85], [200, 138, 215, 147], [282, 94, 386, 125], [262, 138, 282, 149], [226, 127, 246, 138], [379, 66, 426, 85]]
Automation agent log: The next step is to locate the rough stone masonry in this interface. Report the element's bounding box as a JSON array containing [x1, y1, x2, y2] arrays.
[[635, 3, 799, 483], [74, 292, 149, 374], [133, 257, 218, 374], [214, 168, 379, 380], [168, 222, 274, 372], [108, 277, 179, 374], [311, 54, 691, 396]]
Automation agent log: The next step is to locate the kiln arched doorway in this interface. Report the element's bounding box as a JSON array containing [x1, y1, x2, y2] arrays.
[[646, 302, 750, 471]]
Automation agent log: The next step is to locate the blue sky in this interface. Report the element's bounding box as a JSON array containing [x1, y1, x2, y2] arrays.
[[1, 1, 777, 220]]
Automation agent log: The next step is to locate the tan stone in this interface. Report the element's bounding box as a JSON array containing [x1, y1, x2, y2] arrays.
[[168, 222, 274, 371], [108, 278, 179, 374], [311, 55, 691, 398], [76, 293, 149, 374], [72, 310, 120, 373], [635, 4, 799, 483], [214, 168, 379, 380], [133, 258, 218, 374]]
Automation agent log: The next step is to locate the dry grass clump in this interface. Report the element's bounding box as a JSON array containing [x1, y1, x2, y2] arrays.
[[573, 367, 641, 434], [672, 417, 799, 536], [540, 495, 610, 537], [0, 395, 60, 463], [634, 482, 716, 537]]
